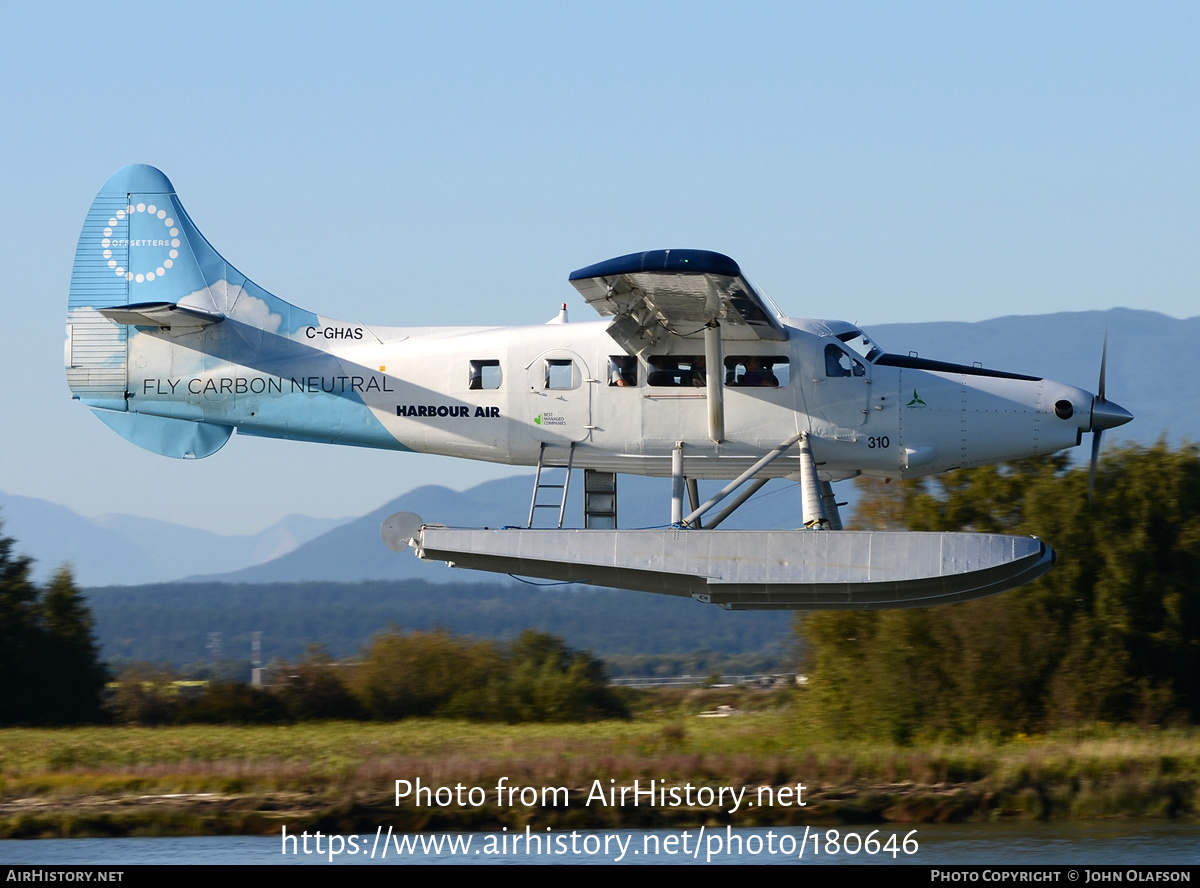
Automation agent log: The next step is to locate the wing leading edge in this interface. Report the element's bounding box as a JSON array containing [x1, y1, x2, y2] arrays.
[[568, 249, 786, 356]]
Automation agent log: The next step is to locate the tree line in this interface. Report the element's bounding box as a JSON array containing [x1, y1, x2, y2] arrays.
[[0, 531, 108, 724], [112, 629, 628, 725], [800, 442, 1200, 740]]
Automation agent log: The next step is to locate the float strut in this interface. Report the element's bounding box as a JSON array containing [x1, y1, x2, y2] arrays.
[[705, 477, 770, 529], [671, 442, 685, 526], [799, 433, 830, 529], [682, 431, 804, 528], [819, 479, 844, 531]]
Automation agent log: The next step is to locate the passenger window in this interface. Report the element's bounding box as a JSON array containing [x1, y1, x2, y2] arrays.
[[825, 344, 865, 378], [647, 355, 706, 387], [608, 355, 638, 387], [724, 356, 789, 387], [544, 359, 575, 390], [469, 360, 501, 390]]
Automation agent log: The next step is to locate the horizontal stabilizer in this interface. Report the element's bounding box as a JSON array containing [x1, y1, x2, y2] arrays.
[[407, 526, 1054, 610], [99, 301, 224, 330]]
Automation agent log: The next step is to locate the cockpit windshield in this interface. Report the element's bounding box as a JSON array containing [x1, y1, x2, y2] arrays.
[[837, 329, 883, 363]]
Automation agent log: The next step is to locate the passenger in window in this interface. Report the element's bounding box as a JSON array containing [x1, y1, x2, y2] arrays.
[[609, 356, 637, 387], [647, 357, 676, 386], [646, 356, 706, 386], [648, 357, 682, 386], [740, 357, 779, 387]]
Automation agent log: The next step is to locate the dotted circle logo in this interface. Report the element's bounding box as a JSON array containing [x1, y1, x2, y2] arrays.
[[101, 203, 181, 284]]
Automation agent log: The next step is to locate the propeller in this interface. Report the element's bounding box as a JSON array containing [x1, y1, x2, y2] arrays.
[[1087, 331, 1134, 507]]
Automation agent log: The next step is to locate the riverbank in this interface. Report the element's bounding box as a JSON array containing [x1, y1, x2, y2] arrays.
[[2, 694, 1197, 838]]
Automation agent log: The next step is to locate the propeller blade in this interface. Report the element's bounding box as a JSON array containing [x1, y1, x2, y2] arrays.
[[1089, 428, 1102, 508], [1098, 329, 1108, 402]]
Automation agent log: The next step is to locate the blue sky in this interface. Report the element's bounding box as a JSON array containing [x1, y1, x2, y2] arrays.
[[1, 2, 1197, 534]]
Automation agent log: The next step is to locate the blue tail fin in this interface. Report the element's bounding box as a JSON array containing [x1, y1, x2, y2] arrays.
[[67, 165, 396, 460], [65, 165, 311, 458]]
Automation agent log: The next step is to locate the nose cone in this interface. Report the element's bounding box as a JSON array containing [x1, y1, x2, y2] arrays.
[[1091, 396, 1133, 431]]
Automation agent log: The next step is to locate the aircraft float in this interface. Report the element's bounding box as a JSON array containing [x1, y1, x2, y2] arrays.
[[65, 165, 1132, 609]]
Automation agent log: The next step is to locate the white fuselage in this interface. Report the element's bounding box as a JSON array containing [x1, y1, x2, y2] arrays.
[[124, 310, 1092, 482]]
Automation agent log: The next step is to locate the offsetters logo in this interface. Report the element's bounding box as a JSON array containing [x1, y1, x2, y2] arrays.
[[102, 203, 181, 284]]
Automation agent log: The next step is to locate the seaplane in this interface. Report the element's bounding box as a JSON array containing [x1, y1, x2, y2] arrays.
[[65, 165, 1132, 610]]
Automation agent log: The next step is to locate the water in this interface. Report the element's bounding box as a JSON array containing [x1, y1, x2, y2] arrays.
[[2, 822, 1196, 865]]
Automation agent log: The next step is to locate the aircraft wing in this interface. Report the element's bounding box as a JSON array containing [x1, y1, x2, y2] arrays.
[[568, 249, 787, 355]]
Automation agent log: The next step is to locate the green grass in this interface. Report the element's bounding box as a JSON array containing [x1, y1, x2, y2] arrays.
[[2, 693, 1198, 836]]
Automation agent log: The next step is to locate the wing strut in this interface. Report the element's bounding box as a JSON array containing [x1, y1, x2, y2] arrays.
[[705, 321, 724, 442]]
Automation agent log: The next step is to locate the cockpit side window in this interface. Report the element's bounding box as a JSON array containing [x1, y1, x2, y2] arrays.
[[825, 344, 866, 378], [469, 360, 502, 390]]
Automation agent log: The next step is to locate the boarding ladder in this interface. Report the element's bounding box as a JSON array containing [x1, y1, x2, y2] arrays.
[[527, 442, 575, 528], [583, 469, 617, 529]]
